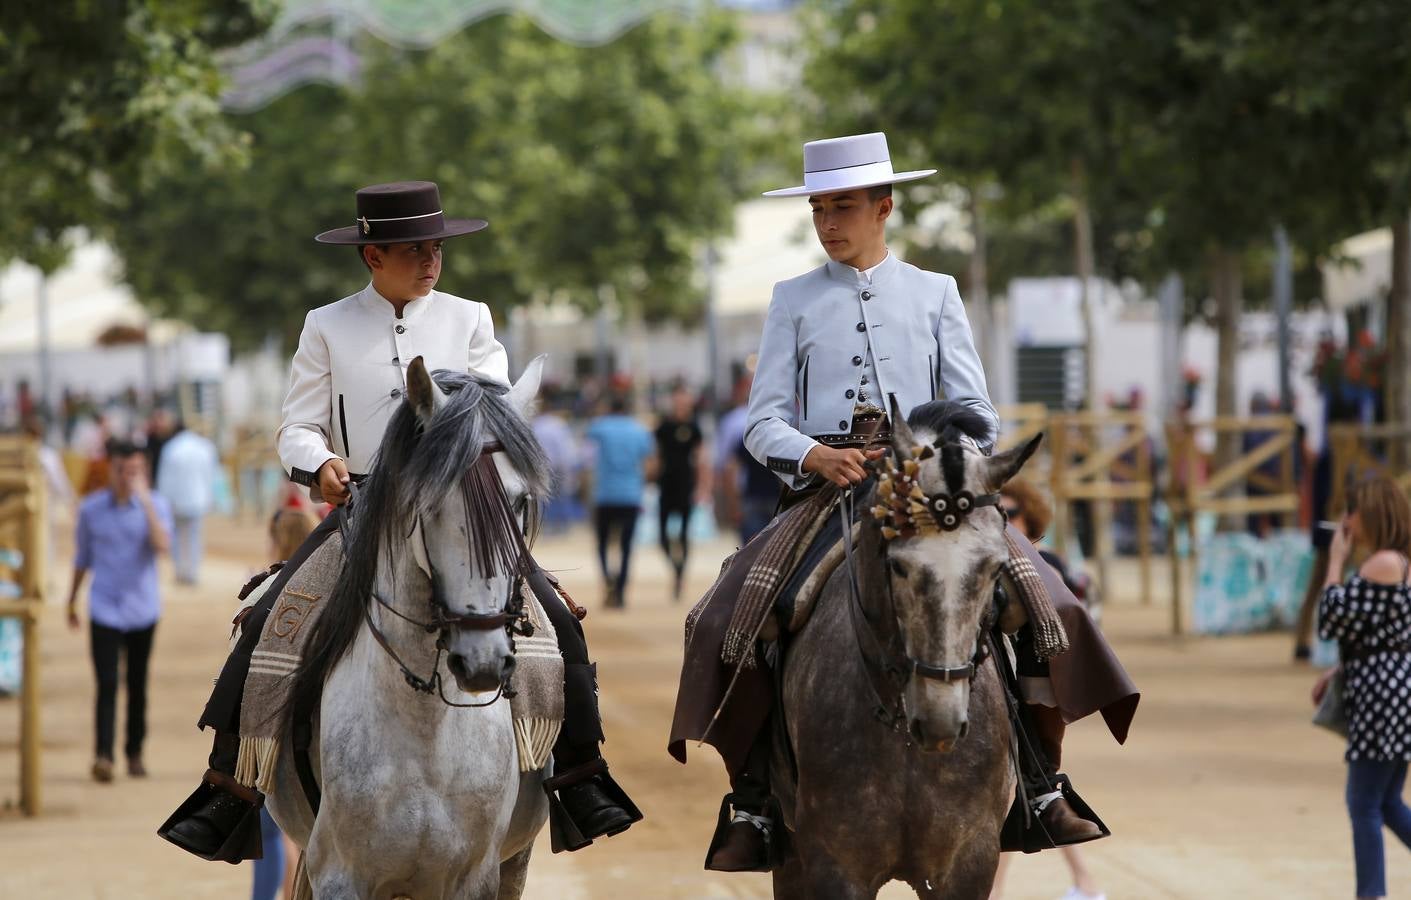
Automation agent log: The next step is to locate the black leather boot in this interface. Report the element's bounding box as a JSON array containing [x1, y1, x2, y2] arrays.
[[543, 758, 642, 852], [158, 769, 264, 862], [704, 793, 780, 872]]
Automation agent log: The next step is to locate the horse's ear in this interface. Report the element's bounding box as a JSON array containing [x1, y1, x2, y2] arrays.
[[406, 356, 446, 425], [507, 354, 547, 417], [981, 432, 1043, 491], [887, 394, 918, 457]]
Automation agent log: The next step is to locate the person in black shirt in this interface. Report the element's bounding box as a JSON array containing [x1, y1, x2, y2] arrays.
[[654, 385, 707, 599]]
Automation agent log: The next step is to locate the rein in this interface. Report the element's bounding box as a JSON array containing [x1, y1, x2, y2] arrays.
[[348, 441, 539, 708]]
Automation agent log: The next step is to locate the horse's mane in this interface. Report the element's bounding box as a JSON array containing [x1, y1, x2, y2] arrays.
[[906, 400, 994, 447], [286, 370, 549, 729]]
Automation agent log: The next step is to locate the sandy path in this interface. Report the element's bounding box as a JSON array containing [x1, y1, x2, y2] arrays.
[[0, 516, 1400, 898]]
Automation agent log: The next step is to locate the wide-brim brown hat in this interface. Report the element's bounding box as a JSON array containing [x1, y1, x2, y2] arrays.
[[314, 180, 488, 245]]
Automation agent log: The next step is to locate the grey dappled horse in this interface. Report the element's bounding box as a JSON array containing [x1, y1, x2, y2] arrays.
[[775, 401, 1041, 899], [267, 358, 552, 899]]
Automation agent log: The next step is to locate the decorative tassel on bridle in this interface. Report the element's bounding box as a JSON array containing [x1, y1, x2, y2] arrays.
[[871, 443, 1000, 540]]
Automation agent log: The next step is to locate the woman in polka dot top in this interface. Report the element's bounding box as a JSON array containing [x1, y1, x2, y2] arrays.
[[1316, 477, 1411, 899]]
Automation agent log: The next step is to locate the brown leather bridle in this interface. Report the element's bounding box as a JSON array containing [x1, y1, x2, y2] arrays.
[[353, 441, 540, 708]]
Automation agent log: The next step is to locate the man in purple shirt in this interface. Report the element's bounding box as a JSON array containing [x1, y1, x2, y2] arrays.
[[68, 440, 172, 782]]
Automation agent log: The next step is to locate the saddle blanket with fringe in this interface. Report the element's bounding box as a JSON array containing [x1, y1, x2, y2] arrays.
[[235, 532, 563, 794]]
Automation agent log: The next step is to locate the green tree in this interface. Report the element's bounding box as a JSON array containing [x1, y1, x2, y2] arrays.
[[0, 0, 273, 271], [803, 0, 1411, 431], [111, 11, 762, 350]]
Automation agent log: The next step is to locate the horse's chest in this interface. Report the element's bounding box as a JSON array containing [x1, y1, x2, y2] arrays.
[[317, 664, 518, 848]]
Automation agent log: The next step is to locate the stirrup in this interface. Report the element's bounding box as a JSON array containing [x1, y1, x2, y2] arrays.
[[543, 758, 643, 853], [1000, 774, 1110, 853], [157, 770, 265, 863], [704, 793, 788, 871]]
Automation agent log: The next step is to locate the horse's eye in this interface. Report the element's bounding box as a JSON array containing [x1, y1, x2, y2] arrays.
[[888, 558, 909, 578]]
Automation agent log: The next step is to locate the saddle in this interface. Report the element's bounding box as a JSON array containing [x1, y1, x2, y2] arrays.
[[234, 535, 566, 813]]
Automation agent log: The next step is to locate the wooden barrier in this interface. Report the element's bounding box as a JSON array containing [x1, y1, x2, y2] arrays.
[[996, 403, 1050, 452], [1164, 415, 1299, 635], [1328, 423, 1411, 516], [1047, 412, 1155, 609], [0, 435, 46, 816], [226, 425, 278, 520]]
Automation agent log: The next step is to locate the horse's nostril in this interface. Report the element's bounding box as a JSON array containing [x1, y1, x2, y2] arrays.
[[909, 719, 925, 743], [958, 720, 969, 739], [502, 654, 517, 675], [447, 654, 469, 679]]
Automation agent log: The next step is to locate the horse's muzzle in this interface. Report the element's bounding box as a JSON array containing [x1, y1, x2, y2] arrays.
[[447, 652, 515, 694], [910, 715, 969, 752]]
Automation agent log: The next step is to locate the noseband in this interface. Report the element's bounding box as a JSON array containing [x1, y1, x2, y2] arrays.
[[352, 441, 539, 708]]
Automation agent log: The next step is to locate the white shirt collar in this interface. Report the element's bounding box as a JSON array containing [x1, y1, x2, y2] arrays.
[[859, 252, 893, 285], [359, 282, 434, 321]]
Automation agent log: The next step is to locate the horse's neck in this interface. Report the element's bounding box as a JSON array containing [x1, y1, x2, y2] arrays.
[[359, 554, 442, 696]]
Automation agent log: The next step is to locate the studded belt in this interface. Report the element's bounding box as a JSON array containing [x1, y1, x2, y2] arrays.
[[815, 408, 891, 449]]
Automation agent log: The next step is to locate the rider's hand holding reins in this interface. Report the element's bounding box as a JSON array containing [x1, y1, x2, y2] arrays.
[[317, 457, 352, 506], [803, 445, 885, 487]]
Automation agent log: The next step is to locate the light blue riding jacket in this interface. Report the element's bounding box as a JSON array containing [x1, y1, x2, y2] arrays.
[[744, 254, 998, 489]]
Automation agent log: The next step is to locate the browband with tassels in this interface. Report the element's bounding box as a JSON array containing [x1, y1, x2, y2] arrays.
[[871, 443, 1001, 540]]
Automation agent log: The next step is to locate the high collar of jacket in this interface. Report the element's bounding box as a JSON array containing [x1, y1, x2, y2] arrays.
[[825, 251, 898, 289], [357, 282, 436, 322]]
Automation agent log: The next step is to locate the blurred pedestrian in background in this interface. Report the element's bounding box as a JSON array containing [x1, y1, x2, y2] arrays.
[[67, 440, 172, 783], [989, 476, 1106, 900], [144, 408, 179, 477], [586, 394, 655, 608], [533, 392, 583, 535], [1314, 477, 1411, 900], [713, 373, 777, 544], [156, 421, 221, 585], [654, 384, 708, 599]]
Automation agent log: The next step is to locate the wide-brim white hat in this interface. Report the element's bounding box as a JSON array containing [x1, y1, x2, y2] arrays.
[[763, 132, 936, 198]]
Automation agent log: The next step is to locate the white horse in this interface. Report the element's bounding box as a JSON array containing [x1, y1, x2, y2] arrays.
[[267, 358, 551, 899]]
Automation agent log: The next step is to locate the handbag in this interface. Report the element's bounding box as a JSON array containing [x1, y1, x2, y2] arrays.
[[1312, 666, 1348, 738]]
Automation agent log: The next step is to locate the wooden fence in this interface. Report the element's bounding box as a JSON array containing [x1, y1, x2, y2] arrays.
[[1046, 411, 1155, 609], [1328, 423, 1411, 516], [0, 436, 46, 815], [1164, 415, 1299, 635]]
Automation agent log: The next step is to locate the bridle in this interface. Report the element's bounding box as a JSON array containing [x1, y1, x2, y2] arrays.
[[347, 441, 540, 708], [840, 441, 1006, 738]]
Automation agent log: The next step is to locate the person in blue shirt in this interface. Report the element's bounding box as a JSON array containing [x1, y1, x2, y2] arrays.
[[586, 395, 656, 608], [67, 439, 173, 783]]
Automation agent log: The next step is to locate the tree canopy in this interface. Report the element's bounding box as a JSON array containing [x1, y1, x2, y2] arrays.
[[0, 0, 273, 272], [109, 11, 762, 351]]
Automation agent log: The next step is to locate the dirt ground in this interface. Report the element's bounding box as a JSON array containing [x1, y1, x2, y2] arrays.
[[0, 515, 1404, 899]]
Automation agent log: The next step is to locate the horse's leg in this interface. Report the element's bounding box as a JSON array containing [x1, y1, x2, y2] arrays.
[[495, 845, 533, 900], [307, 868, 370, 900], [910, 848, 1000, 900], [772, 845, 879, 900], [447, 861, 500, 900]]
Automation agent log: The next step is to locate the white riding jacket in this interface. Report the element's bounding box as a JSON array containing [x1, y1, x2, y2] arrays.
[[277, 283, 509, 485], [745, 254, 997, 489]]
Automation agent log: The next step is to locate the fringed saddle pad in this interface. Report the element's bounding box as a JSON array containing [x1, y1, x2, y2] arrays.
[[505, 581, 563, 773], [235, 534, 563, 793], [1001, 532, 1068, 660], [716, 485, 839, 668]]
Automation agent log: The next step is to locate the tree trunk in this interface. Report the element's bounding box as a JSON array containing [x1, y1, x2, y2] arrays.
[[966, 186, 996, 377], [1212, 246, 1243, 529], [1072, 160, 1099, 411], [1070, 158, 1109, 588], [1385, 214, 1411, 427]]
